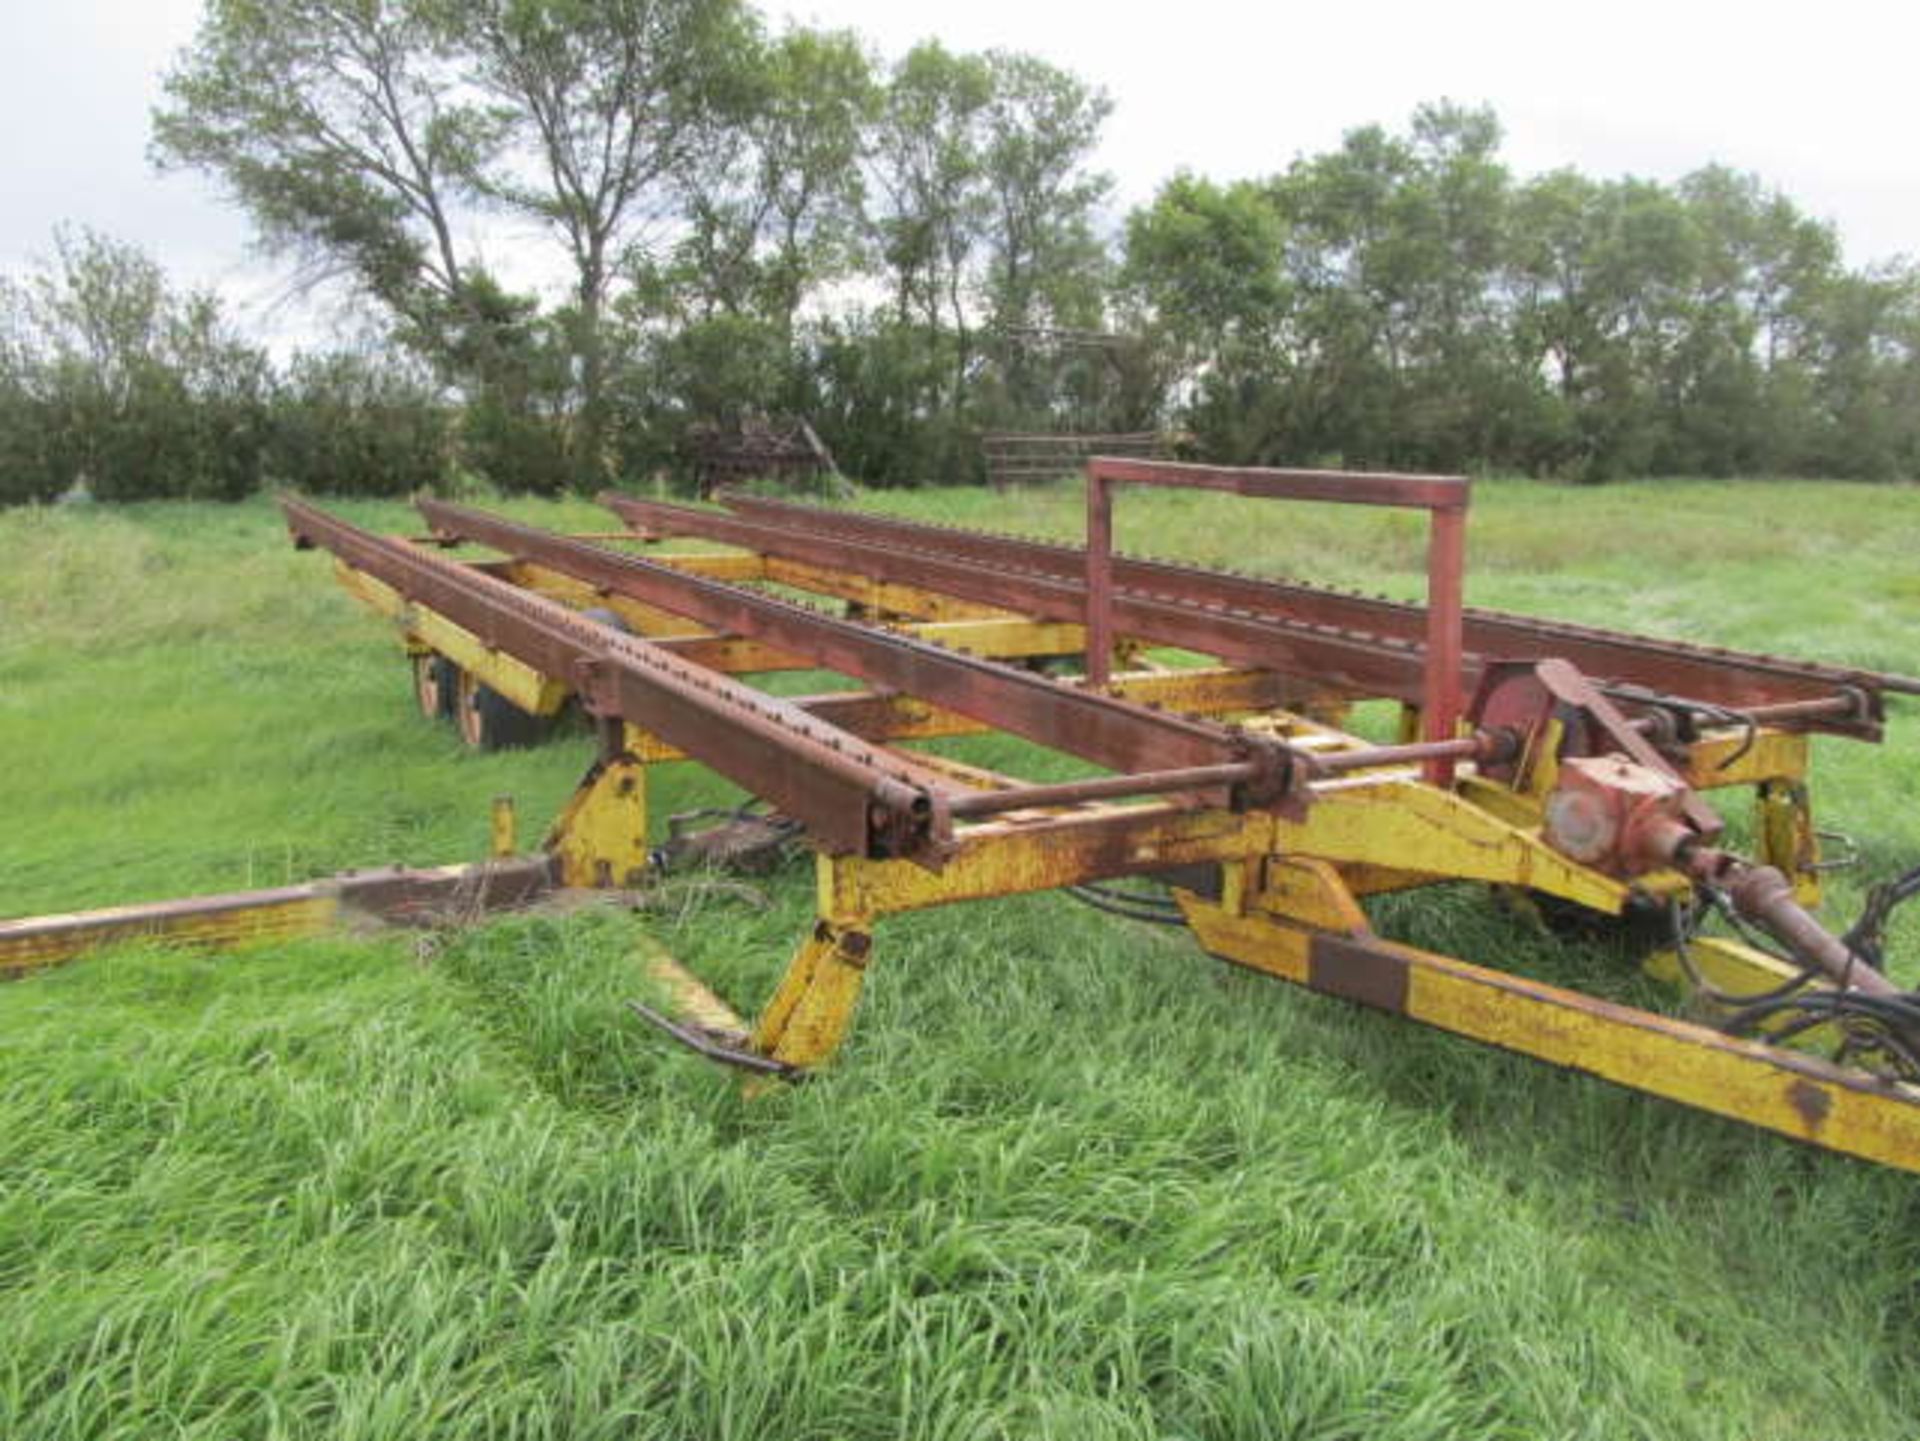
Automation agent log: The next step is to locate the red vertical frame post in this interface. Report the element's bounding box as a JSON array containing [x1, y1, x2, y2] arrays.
[[1085, 468, 1115, 686], [1082, 456, 1471, 785], [1421, 502, 1468, 785]]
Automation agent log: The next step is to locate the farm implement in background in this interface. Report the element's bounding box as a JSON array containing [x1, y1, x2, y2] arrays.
[[7, 460, 1920, 1176]]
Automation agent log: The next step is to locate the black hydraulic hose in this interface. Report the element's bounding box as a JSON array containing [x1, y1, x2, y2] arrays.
[[1668, 898, 1824, 1009], [1064, 884, 1190, 927], [1842, 863, 1920, 972]]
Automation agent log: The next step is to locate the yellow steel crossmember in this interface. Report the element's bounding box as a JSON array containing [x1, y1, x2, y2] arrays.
[[500, 560, 714, 641], [1, 887, 340, 975], [552, 542, 1019, 622], [0, 861, 554, 976], [505, 550, 1043, 634], [1178, 889, 1920, 1174], [334, 561, 572, 716], [1679, 727, 1811, 788], [762, 555, 1016, 622], [704, 768, 1920, 1173], [649, 617, 1087, 674], [399, 558, 1086, 674], [628, 550, 765, 582], [738, 776, 1635, 1072], [1271, 777, 1631, 911]]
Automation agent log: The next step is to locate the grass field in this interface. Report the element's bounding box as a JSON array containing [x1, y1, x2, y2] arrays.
[[4, 478, 1920, 1439]]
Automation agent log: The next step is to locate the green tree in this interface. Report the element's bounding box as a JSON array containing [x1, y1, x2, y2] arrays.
[[862, 41, 1115, 462], [456, 0, 755, 486], [1263, 102, 1517, 468], [1121, 174, 1290, 460], [268, 349, 449, 496], [669, 26, 878, 337], [1659, 167, 1841, 474], [0, 228, 269, 502], [977, 51, 1112, 336], [153, 0, 495, 354], [154, 0, 755, 491], [440, 271, 575, 493], [1507, 171, 1690, 476], [1799, 262, 1920, 479], [974, 51, 1113, 425], [868, 40, 993, 416]]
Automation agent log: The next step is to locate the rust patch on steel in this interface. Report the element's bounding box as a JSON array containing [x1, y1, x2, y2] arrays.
[[1307, 934, 1411, 1014], [336, 859, 555, 923], [1786, 1079, 1833, 1133]]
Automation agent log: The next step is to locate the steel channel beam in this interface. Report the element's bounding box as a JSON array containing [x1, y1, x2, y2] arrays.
[[282, 496, 937, 860], [1, 861, 556, 975], [709, 492, 1904, 729], [599, 494, 1448, 704], [416, 498, 1288, 789]]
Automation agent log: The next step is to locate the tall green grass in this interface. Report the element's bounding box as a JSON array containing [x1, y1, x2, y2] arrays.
[[4, 481, 1920, 1439]]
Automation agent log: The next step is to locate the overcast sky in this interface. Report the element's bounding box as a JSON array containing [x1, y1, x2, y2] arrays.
[[4, 0, 1914, 348]]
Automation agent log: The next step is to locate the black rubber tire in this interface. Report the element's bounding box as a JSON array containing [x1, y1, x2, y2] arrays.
[[412, 653, 458, 720], [454, 668, 552, 751]]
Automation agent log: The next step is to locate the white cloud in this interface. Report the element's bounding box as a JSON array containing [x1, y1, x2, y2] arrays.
[[4, 0, 1912, 354], [789, 0, 1918, 263]]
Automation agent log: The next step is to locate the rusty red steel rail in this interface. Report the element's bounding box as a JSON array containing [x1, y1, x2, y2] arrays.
[[281, 495, 941, 860], [598, 493, 1455, 705], [1083, 458, 1468, 785], [1080, 457, 1470, 508], [415, 497, 1297, 803], [706, 490, 1908, 732]]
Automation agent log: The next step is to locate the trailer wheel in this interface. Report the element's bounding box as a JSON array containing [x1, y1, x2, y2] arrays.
[[412, 653, 459, 720], [454, 668, 550, 751]]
